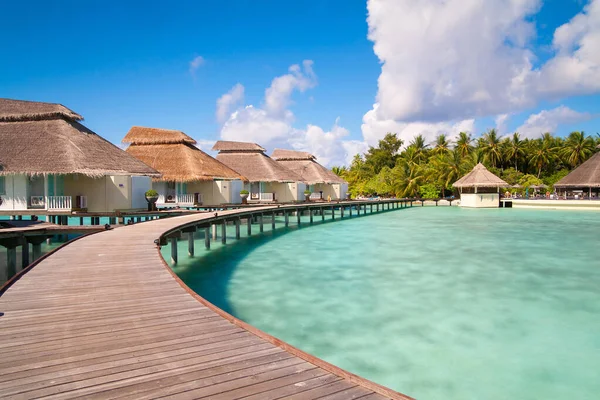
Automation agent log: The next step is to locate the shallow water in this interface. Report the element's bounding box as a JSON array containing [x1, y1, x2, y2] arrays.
[[166, 207, 600, 400]]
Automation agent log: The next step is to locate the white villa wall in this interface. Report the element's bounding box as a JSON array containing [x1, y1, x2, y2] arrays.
[[131, 176, 151, 209], [229, 180, 243, 204], [0, 175, 28, 211], [188, 181, 216, 205], [459, 193, 500, 208]]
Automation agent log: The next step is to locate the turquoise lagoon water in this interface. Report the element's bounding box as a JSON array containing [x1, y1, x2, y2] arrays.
[[164, 208, 600, 400]]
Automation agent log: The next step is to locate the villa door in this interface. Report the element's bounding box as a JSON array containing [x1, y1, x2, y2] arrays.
[[28, 175, 45, 208], [165, 181, 176, 203]]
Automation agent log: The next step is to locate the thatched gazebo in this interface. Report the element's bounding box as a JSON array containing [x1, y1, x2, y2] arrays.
[[212, 141, 304, 202], [271, 149, 348, 200], [554, 148, 600, 199], [453, 163, 508, 208], [0, 98, 159, 213], [123, 127, 245, 206]]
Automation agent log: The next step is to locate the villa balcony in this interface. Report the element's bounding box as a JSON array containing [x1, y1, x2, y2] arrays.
[[158, 193, 203, 207], [28, 195, 87, 211], [250, 192, 276, 201]]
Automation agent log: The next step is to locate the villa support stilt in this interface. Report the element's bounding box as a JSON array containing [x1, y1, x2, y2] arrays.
[[259, 214, 264, 233], [21, 238, 29, 269], [321, 207, 325, 222], [221, 221, 227, 244], [169, 237, 178, 264], [212, 224, 217, 240], [204, 227, 210, 249], [331, 206, 335, 220], [309, 208, 313, 224], [297, 209, 301, 225], [341, 206, 344, 218], [271, 212, 276, 230], [285, 211, 289, 227], [247, 217, 252, 236], [235, 218, 240, 239], [188, 232, 194, 256]]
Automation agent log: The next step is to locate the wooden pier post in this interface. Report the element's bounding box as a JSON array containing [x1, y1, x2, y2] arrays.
[[331, 205, 335, 220], [212, 224, 217, 240], [340, 206, 344, 218], [309, 208, 313, 224], [204, 227, 210, 249], [349, 205, 353, 217], [221, 221, 227, 244], [247, 217, 252, 236], [296, 209, 301, 225], [21, 238, 29, 269], [7, 247, 16, 279], [259, 214, 264, 233], [235, 218, 241, 239], [272, 212, 276, 230], [285, 211, 289, 227], [170, 238, 178, 264], [321, 207, 325, 222], [188, 232, 194, 256]]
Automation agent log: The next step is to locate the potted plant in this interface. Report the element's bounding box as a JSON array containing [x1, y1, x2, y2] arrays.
[[240, 189, 250, 204], [304, 189, 312, 202], [145, 189, 159, 211]]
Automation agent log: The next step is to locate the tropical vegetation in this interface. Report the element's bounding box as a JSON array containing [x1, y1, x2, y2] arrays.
[[333, 131, 599, 198]]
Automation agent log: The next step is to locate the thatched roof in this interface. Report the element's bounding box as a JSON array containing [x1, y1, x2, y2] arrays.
[[453, 163, 508, 188], [212, 141, 265, 152], [555, 152, 600, 188], [122, 126, 196, 145], [213, 141, 302, 183], [0, 98, 83, 122], [272, 149, 347, 185], [0, 99, 159, 177], [124, 127, 245, 182]]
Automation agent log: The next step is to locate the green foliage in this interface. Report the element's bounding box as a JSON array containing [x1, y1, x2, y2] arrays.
[[145, 189, 158, 197], [341, 130, 598, 199], [303, 189, 312, 195], [419, 184, 440, 199], [240, 189, 249, 195]]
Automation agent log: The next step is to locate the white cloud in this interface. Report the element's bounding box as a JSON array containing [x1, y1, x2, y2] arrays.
[[361, 104, 475, 147], [216, 83, 245, 123], [195, 139, 218, 153], [217, 61, 357, 166], [515, 106, 593, 138], [495, 114, 510, 135], [362, 0, 600, 144], [189, 56, 205, 77]]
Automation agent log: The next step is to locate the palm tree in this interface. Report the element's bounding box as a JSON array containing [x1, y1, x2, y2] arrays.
[[429, 149, 467, 196], [401, 145, 422, 167], [455, 132, 473, 159], [504, 132, 526, 171], [331, 166, 347, 177], [560, 131, 595, 168], [529, 139, 555, 178], [481, 129, 502, 168], [391, 160, 424, 198], [432, 134, 451, 157]]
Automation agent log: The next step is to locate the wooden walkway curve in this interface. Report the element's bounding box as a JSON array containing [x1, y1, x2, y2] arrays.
[[0, 202, 413, 400]]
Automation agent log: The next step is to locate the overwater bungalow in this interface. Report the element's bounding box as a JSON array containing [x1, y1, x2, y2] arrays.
[[453, 163, 508, 208], [554, 147, 600, 199], [271, 149, 348, 200], [0, 99, 159, 213], [212, 141, 305, 202], [123, 127, 246, 206]]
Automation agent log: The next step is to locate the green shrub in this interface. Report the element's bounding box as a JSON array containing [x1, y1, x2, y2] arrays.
[[240, 189, 249, 195], [304, 189, 312, 195], [145, 189, 158, 197]]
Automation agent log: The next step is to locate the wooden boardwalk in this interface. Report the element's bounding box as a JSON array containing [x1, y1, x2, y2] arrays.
[[0, 203, 412, 400]]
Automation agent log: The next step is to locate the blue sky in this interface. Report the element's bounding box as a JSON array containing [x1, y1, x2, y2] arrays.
[[2, 0, 599, 166]]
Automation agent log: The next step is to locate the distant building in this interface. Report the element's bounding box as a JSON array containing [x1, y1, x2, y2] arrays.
[[212, 141, 305, 202], [453, 163, 508, 208], [0, 99, 159, 213], [554, 147, 600, 199], [271, 149, 348, 200], [123, 127, 246, 206]]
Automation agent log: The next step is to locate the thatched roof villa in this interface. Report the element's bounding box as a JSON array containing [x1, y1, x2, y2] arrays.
[[554, 147, 600, 199], [453, 163, 508, 208], [272, 149, 348, 200], [123, 127, 246, 206], [212, 141, 305, 202], [0, 99, 159, 213]]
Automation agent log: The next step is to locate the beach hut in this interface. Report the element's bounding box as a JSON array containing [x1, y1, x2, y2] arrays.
[[554, 148, 600, 199], [271, 149, 348, 200], [0, 99, 159, 213], [123, 127, 246, 206], [453, 163, 508, 208], [212, 141, 305, 202]]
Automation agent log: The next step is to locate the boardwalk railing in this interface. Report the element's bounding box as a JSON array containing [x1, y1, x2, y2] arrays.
[[47, 195, 73, 211]]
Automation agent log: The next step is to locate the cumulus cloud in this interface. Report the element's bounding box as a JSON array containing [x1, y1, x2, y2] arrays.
[[189, 55, 205, 77], [217, 61, 356, 166], [515, 106, 593, 138], [216, 83, 245, 123], [361, 104, 475, 147], [362, 0, 600, 144]]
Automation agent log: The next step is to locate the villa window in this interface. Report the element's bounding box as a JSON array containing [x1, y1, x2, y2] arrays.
[[0, 176, 5, 195]]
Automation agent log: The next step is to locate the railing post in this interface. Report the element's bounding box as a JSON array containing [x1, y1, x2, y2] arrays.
[[204, 227, 210, 249]]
